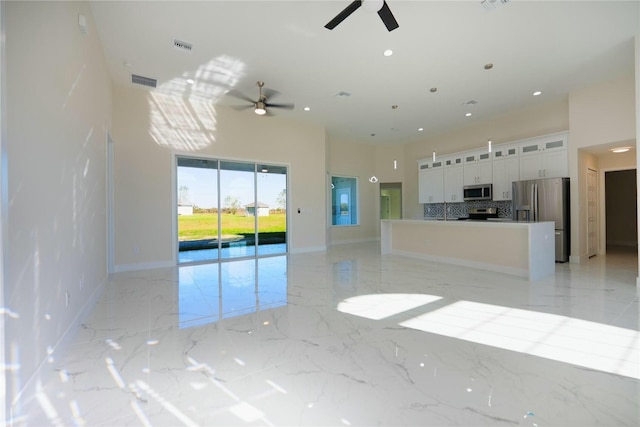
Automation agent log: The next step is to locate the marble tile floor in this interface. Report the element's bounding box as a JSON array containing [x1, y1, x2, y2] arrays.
[[16, 243, 640, 426]]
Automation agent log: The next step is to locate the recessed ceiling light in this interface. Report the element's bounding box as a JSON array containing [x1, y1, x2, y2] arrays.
[[533, 90, 542, 96], [465, 112, 472, 117], [383, 49, 393, 57], [418, 128, 424, 132], [186, 79, 195, 85], [303, 106, 311, 111], [611, 147, 631, 153], [430, 87, 438, 93]]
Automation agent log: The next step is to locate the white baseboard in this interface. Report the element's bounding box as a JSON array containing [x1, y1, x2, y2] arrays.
[[113, 260, 175, 273], [330, 237, 379, 246]]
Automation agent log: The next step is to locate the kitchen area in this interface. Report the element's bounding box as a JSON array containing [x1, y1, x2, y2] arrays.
[[382, 131, 570, 281]]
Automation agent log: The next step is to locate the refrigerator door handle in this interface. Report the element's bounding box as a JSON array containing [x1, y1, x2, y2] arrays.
[[530, 184, 535, 221]]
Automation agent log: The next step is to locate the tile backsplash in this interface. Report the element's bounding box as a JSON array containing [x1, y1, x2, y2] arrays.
[[424, 200, 513, 219]]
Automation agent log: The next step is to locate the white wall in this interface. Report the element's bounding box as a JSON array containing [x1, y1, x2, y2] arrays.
[[328, 138, 379, 244], [569, 74, 637, 261], [112, 86, 327, 270], [4, 0, 112, 412]]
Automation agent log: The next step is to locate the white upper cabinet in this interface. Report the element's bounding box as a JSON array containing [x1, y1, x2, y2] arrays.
[[418, 160, 444, 204], [463, 149, 492, 186], [416, 132, 569, 205], [519, 133, 569, 180], [442, 154, 464, 202], [492, 143, 520, 201], [493, 144, 519, 159]]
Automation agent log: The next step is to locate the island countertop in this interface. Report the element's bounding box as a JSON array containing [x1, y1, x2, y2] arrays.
[[381, 219, 555, 281]]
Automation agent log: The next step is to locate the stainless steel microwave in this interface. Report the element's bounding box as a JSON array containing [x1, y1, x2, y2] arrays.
[[463, 184, 492, 201]]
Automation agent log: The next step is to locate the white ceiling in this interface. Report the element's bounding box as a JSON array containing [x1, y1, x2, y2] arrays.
[[89, 0, 639, 145]]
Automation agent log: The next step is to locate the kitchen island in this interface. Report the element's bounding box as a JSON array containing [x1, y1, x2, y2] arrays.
[[380, 219, 555, 281]]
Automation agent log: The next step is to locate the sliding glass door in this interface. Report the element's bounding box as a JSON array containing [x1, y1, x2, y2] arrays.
[[256, 164, 287, 256], [219, 161, 256, 259], [177, 157, 219, 263], [177, 156, 287, 263]]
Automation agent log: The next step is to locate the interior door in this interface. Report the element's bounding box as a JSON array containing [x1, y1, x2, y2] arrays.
[[380, 195, 390, 219]]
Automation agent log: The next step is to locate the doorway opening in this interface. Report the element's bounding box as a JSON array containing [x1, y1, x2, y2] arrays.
[[176, 156, 288, 264], [380, 182, 402, 220], [604, 169, 637, 256]]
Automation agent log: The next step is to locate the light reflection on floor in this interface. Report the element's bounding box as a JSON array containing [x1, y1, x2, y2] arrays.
[[178, 243, 287, 264], [178, 256, 287, 328]]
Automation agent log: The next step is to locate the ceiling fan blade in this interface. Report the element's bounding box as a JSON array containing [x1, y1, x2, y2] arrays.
[[225, 89, 255, 104], [266, 102, 295, 110], [230, 104, 254, 111], [325, 0, 362, 30], [262, 87, 281, 101], [378, 1, 399, 31]]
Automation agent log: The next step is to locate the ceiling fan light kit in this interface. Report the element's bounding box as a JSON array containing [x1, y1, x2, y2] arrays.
[[254, 102, 267, 115]]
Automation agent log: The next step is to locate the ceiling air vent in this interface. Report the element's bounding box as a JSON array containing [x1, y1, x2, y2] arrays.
[[173, 39, 193, 52], [131, 74, 157, 88]]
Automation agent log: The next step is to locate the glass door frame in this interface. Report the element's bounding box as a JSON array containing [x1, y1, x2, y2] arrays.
[[173, 153, 289, 265]]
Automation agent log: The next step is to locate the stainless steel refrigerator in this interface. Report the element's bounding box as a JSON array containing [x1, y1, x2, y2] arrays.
[[512, 177, 570, 262]]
